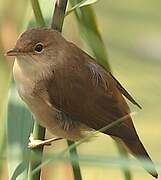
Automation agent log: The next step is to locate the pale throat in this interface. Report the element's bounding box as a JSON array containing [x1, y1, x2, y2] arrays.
[[13, 55, 53, 84]]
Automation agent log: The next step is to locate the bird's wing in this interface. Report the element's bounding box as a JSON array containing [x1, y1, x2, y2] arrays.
[[44, 43, 136, 138], [40, 43, 158, 178], [109, 72, 142, 109]]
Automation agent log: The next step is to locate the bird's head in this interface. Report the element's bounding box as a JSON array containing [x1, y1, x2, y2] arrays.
[[6, 28, 66, 68]]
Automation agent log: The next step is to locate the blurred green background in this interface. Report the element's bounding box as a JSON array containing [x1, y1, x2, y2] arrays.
[[0, 0, 161, 179]]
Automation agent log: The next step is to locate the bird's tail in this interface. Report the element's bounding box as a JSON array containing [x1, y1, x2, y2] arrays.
[[121, 137, 158, 179]]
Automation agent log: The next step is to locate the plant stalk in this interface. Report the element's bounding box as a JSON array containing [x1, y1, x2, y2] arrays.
[[51, 0, 68, 32], [67, 140, 82, 180], [30, 0, 46, 27], [28, 122, 46, 180]]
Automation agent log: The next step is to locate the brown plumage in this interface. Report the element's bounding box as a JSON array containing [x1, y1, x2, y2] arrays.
[[6, 28, 158, 178]]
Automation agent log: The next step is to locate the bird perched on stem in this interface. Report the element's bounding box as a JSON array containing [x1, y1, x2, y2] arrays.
[[6, 28, 158, 178]]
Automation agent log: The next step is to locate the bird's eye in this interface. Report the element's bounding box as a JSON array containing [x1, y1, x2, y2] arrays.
[[34, 43, 44, 53]]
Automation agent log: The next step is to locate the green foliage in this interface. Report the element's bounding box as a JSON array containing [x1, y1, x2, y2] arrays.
[[7, 89, 33, 180], [30, 0, 46, 27], [66, 0, 99, 16], [0, 34, 11, 179], [67, 140, 82, 180]]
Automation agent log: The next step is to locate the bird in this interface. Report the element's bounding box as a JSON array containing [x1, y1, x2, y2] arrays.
[[6, 28, 158, 178]]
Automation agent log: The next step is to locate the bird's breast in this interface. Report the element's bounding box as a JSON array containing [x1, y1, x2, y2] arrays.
[[13, 60, 57, 129], [13, 60, 35, 102]]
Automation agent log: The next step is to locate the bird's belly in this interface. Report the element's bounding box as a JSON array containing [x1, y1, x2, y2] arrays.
[[17, 85, 85, 140]]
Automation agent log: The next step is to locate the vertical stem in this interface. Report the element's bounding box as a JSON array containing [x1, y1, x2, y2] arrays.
[[51, 0, 68, 32], [67, 141, 82, 180], [28, 122, 46, 180], [28, 0, 46, 179], [51, 1, 82, 180], [116, 142, 131, 180], [31, 0, 46, 27]]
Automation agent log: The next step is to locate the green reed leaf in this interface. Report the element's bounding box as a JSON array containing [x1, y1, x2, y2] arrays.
[[66, 0, 98, 16]]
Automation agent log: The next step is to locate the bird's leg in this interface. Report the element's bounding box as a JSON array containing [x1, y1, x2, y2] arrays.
[[28, 133, 62, 149]]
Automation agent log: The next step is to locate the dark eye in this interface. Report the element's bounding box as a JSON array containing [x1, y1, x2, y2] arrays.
[[34, 43, 44, 53]]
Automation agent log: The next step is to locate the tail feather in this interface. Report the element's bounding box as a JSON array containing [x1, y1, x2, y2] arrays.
[[122, 137, 158, 179]]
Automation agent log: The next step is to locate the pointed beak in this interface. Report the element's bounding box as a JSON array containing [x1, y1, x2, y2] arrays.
[[5, 48, 21, 56]]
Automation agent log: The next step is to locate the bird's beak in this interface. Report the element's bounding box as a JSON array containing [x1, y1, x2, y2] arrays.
[[5, 48, 21, 57]]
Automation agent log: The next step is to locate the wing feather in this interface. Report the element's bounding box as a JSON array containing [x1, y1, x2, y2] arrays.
[[44, 43, 137, 139]]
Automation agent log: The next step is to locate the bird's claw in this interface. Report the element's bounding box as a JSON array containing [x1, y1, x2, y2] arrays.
[[28, 133, 51, 149], [28, 133, 62, 149]]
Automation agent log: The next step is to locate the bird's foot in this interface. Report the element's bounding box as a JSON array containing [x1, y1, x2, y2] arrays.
[[28, 133, 62, 149]]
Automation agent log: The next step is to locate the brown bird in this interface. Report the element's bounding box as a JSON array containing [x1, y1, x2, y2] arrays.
[[6, 28, 158, 178]]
